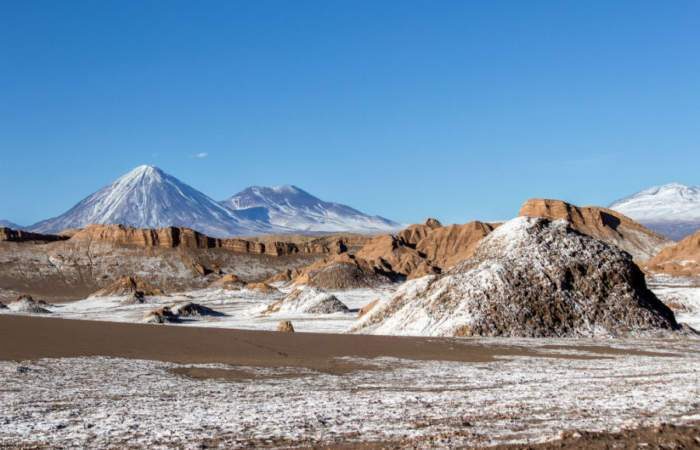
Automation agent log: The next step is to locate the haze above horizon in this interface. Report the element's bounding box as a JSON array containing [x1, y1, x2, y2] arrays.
[[1, 1, 699, 225]]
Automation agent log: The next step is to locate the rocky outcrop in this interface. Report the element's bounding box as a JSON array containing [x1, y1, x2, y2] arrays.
[[143, 307, 180, 324], [353, 217, 678, 338], [68, 224, 350, 257], [8, 295, 51, 314], [355, 234, 439, 280], [0, 227, 68, 243], [264, 269, 296, 284], [246, 282, 278, 294], [90, 276, 164, 298], [170, 302, 224, 317], [395, 218, 442, 247], [210, 274, 246, 290], [415, 221, 496, 269], [0, 230, 321, 300], [293, 218, 496, 288], [266, 287, 349, 314], [277, 320, 295, 332], [646, 229, 700, 277], [519, 199, 671, 262], [294, 253, 395, 289]]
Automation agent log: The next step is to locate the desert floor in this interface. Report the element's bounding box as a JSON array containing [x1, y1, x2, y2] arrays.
[[1, 312, 700, 448]]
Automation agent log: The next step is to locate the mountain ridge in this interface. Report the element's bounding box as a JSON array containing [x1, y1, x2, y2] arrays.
[[221, 184, 401, 234], [30, 165, 274, 237], [26, 165, 400, 237], [609, 182, 700, 240]]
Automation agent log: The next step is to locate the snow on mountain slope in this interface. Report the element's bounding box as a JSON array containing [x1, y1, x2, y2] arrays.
[[29, 166, 273, 237], [221, 185, 401, 233], [610, 183, 700, 240], [0, 220, 22, 229]]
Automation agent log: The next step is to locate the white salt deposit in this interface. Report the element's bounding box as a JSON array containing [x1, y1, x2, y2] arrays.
[[1, 339, 699, 448]]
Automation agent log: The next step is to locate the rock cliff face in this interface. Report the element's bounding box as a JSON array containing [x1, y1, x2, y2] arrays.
[[646, 229, 700, 277], [519, 199, 671, 262], [415, 222, 496, 269], [0, 225, 328, 300], [69, 224, 347, 256], [0, 227, 68, 243], [353, 217, 678, 338]]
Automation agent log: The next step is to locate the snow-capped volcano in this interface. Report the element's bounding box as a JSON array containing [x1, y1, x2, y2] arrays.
[[610, 183, 700, 240], [30, 165, 272, 237], [221, 185, 401, 233]]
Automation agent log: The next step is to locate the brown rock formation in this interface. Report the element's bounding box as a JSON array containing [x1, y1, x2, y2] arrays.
[[276, 320, 295, 332], [210, 274, 245, 290], [0, 227, 68, 243], [292, 218, 497, 287], [90, 276, 164, 298], [646, 229, 700, 276], [355, 235, 437, 280], [519, 198, 671, 262], [294, 253, 395, 289], [68, 224, 351, 257], [395, 218, 441, 247], [264, 269, 297, 284], [246, 282, 278, 294], [415, 221, 496, 269]]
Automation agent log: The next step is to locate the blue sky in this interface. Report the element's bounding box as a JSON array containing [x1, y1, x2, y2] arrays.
[[1, 1, 699, 226]]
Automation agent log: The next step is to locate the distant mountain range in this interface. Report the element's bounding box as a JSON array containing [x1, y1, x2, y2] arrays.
[[24, 165, 401, 237], [221, 185, 399, 233], [610, 183, 700, 240], [7, 170, 699, 241]]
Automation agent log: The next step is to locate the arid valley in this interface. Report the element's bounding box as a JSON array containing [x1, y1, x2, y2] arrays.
[[2, 167, 700, 448], [3, 4, 700, 448]]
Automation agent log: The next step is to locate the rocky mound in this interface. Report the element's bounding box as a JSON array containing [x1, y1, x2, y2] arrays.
[[519, 199, 671, 262], [210, 274, 246, 290], [294, 253, 395, 289], [90, 276, 164, 298], [277, 320, 295, 332], [646, 229, 700, 277], [143, 307, 180, 324], [353, 217, 678, 338], [246, 282, 279, 294], [264, 269, 296, 284], [8, 295, 51, 314], [266, 287, 349, 314], [170, 302, 224, 317]]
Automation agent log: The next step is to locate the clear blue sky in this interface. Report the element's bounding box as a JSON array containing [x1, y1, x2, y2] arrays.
[[1, 1, 699, 226]]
